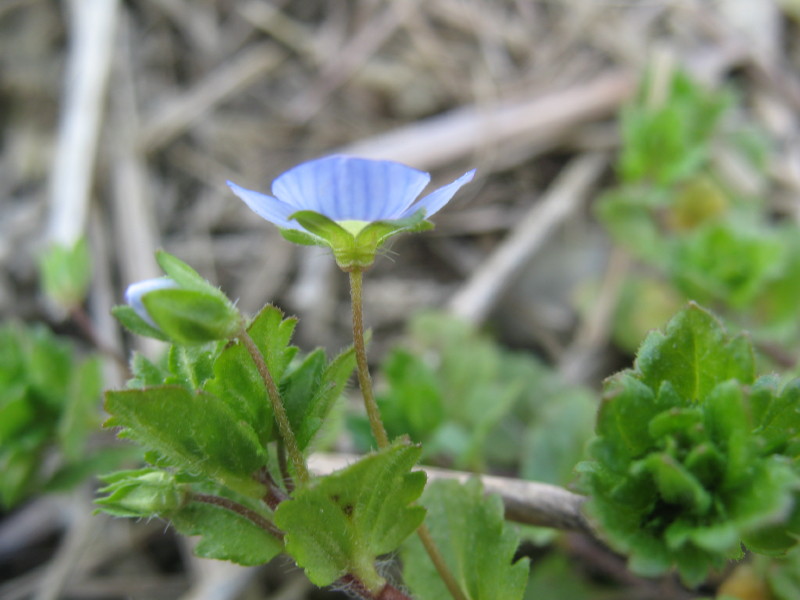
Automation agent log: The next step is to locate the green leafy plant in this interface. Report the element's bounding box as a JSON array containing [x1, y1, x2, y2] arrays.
[[594, 68, 800, 359], [352, 312, 595, 481], [0, 322, 122, 507], [581, 303, 800, 585]]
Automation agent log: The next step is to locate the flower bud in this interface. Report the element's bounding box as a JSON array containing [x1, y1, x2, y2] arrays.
[[95, 469, 188, 518]]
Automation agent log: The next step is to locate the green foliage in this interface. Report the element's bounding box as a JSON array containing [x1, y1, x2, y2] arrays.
[[39, 238, 92, 309], [114, 251, 242, 344], [596, 69, 800, 360], [95, 468, 189, 517], [289, 209, 432, 270], [274, 443, 426, 591], [581, 304, 800, 585], [353, 312, 595, 481], [619, 70, 730, 186], [170, 498, 283, 566], [0, 322, 110, 507], [105, 386, 268, 497], [402, 479, 529, 600], [99, 302, 357, 568]]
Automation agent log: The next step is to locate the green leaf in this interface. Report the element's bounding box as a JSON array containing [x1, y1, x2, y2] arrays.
[[204, 305, 298, 446], [636, 302, 755, 402], [142, 288, 241, 344], [402, 478, 529, 600], [112, 305, 171, 341], [671, 222, 784, 309], [57, 355, 102, 460], [377, 348, 445, 442], [104, 386, 266, 497], [39, 238, 92, 308], [155, 250, 221, 295], [171, 499, 283, 566], [282, 346, 356, 450], [274, 442, 426, 590], [583, 303, 800, 585]]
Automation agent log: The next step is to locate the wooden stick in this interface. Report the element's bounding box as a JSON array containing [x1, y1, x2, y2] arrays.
[[47, 0, 120, 245], [448, 153, 608, 325], [336, 72, 633, 170], [308, 453, 591, 534]]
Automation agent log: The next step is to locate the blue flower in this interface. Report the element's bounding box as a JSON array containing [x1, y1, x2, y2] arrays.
[[227, 155, 475, 269], [125, 277, 179, 328]]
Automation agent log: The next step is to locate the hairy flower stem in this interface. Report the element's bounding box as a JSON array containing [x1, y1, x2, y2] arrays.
[[348, 269, 389, 449], [348, 271, 467, 600], [417, 524, 468, 600], [191, 493, 284, 541], [239, 326, 310, 485]]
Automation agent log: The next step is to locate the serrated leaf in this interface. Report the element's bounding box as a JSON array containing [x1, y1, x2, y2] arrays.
[[171, 499, 283, 566], [104, 386, 266, 497], [274, 443, 426, 590], [282, 346, 356, 449], [636, 303, 755, 402], [203, 305, 298, 447], [402, 478, 529, 600]]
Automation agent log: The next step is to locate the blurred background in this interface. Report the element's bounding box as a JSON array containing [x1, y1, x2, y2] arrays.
[[1, 0, 800, 599]]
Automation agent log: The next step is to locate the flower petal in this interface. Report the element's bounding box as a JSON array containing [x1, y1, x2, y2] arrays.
[[400, 169, 476, 219], [227, 181, 301, 229], [271, 155, 431, 221], [125, 277, 179, 327]]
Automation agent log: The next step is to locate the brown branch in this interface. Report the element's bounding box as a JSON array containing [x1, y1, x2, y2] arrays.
[[308, 453, 591, 534]]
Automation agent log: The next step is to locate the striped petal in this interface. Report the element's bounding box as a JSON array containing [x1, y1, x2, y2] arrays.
[[227, 181, 301, 230], [271, 155, 431, 221], [400, 169, 476, 219]]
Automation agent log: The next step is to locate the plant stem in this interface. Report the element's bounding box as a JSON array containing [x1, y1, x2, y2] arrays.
[[191, 493, 284, 541], [417, 524, 468, 600], [348, 269, 389, 449], [239, 326, 310, 485], [347, 272, 466, 600]]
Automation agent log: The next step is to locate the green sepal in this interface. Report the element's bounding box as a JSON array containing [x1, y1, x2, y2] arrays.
[[279, 228, 326, 247], [355, 209, 433, 252], [274, 442, 426, 590], [401, 478, 529, 600], [171, 497, 283, 566], [289, 209, 434, 269], [95, 468, 189, 518], [155, 250, 223, 297], [104, 386, 266, 498], [111, 305, 171, 342], [142, 288, 241, 344], [39, 238, 92, 309]]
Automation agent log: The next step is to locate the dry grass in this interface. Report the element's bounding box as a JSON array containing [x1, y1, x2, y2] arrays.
[[1, 0, 799, 598]]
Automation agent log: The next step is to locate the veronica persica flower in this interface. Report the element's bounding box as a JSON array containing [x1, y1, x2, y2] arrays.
[[113, 251, 242, 344], [125, 278, 179, 328], [228, 155, 475, 270]]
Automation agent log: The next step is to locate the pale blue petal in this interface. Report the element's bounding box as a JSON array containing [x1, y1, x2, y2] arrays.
[[272, 155, 431, 221], [125, 277, 179, 327], [400, 169, 476, 219], [227, 181, 301, 230]]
